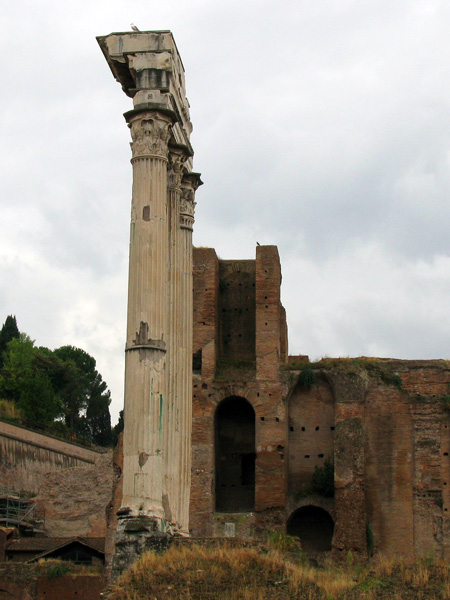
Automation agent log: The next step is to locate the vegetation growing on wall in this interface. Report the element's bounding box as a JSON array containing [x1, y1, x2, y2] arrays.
[[296, 458, 335, 499], [297, 366, 315, 390], [0, 315, 112, 446], [283, 357, 404, 390], [310, 458, 334, 498]]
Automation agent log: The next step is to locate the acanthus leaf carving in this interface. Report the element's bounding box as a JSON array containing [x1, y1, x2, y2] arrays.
[[130, 113, 172, 158], [179, 185, 196, 230], [168, 150, 187, 189]]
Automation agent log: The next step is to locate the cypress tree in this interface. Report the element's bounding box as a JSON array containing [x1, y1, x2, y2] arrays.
[[0, 315, 20, 369]]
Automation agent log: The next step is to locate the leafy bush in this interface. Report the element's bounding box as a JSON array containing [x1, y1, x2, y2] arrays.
[[310, 458, 334, 498], [266, 530, 302, 553], [297, 367, 315, 390], [46, 562, 73, 578]]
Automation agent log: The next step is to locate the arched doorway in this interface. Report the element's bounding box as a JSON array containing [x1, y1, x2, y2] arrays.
[[287, 506, 334, 551], [215, 396, 255, 512]]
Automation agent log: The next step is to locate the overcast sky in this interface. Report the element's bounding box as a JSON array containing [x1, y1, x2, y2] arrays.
[[1, 0, 450, 423]]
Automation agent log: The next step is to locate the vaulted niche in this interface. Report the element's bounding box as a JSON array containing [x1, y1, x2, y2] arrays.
[[287, 506, 334, 551], [215, 396, 255, 512]]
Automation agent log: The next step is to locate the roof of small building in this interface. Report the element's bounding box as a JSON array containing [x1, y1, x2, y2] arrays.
[[7, 536, 105, 555]]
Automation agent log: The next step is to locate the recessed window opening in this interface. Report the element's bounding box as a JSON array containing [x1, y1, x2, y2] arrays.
[[215, 396, 255, 512], [192, 349, 202, 374]]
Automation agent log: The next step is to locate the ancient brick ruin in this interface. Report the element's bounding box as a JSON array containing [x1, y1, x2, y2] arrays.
[[190, 245, 450, 559]]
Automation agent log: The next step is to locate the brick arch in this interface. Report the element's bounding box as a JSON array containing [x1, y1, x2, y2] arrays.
[[208, 385, 258, 410], [287, 505, 334, 551], [215, 395, 255, 512]]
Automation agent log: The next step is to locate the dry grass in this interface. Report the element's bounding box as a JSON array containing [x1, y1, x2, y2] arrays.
[[110, 544, 450, 600], [111, 544, 322, 600]]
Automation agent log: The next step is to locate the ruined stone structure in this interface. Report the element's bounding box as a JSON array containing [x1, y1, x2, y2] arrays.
[[0, 420, 113, 538], [0, 421, 104, 496], [190, 245, 450, 559], [190, 246, 288, 539], [97, 30, 201, 568]]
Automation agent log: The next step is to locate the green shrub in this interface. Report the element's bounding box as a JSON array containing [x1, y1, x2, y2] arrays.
[[266, 530, 302, 553], [310, 458, 334, 498], [46, 562, 73, 578], [297, 367, 315, 390], [366, 523, 374, 556]]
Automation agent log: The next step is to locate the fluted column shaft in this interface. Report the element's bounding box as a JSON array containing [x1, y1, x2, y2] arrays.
[[163, 154, 197, 534], [164, 149, 185, 531], [122, 110, 172, 520], [176, 177, 197, 532]]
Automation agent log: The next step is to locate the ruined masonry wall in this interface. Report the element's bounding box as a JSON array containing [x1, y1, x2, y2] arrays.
[[0, 420, 104, 495], [190, 246, 287, 539], [36, 451, 113, 538]]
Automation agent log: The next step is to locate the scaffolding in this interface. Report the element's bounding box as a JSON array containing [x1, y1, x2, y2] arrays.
[[0, 486, 45, 534]]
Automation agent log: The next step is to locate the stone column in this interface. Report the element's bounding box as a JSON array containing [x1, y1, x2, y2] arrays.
[[97, 30, 201, 573], [164, 159, 201, 534], [121, 110, 172, 521], [176, 174, 200, 531], [164, 148, 187, 533]]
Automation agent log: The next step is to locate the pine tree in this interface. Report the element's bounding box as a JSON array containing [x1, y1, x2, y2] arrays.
[[0, 315, 20, 369]]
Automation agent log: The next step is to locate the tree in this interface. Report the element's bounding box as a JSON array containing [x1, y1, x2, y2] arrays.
[[53, 345, 112, 446], [0, 335, 61, 426], [0, 332, 113, 446], [0, 315, 20, 369]]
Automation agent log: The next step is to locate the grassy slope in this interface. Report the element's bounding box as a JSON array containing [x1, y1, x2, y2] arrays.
[[109, 543, 450, 600]]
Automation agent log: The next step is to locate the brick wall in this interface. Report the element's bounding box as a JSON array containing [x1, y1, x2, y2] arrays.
[[288, 379, 335, 495], [218, 260, 256, 361], [190, 246, 287, 538], [284, 360, 450, 558], [36, 575, 106, 600]]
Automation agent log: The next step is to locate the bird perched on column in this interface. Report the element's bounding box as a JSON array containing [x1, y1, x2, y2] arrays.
[[131, 23, 140, 32]]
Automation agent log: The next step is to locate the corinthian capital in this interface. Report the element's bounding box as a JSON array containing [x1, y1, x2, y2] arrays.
[[179, 185, 196, 230], [128, 112, 172, 159], [168, 149, 187, 190]]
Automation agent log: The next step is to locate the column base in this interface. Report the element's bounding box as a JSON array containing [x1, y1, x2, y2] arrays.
[[111, 513, 172, 579]]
